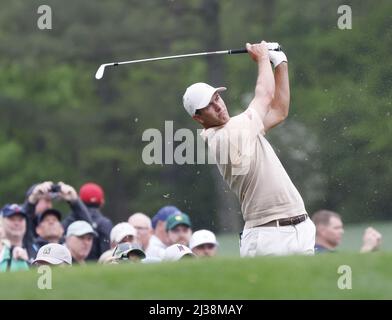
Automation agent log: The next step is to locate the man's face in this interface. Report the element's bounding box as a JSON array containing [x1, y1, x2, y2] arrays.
[[36, 214, 64, 241], [128, 216, 152, 248], [156, 220, 171, 246], [66, 234, 93, 261], [192, 243, 217, 257], [193, 93, 230, 128], [319, 217, 344, 248], [118, 235, 135, 244], [35, 197, 53, 215], [3, 214, 26, 240], [126, 252, 142, 263], [168, 225, 192, 246]]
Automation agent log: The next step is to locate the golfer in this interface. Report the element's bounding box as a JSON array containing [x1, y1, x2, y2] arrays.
[[183, 41, 315, 256]]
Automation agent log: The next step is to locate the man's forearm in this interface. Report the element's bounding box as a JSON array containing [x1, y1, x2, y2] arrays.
[[255, 57, 275, 104], [270, 62, 290, 117], [249, 56, 275, 119]]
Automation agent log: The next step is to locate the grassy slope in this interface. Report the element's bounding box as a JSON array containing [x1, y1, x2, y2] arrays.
[[1, 253, 391, 299]]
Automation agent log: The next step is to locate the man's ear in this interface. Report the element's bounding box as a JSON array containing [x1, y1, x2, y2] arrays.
[[192, 114, 204, 125], [316, 225, 325, 237]]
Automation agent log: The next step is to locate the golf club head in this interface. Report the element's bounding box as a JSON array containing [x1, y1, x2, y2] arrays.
[[95, 64, 106, 80]]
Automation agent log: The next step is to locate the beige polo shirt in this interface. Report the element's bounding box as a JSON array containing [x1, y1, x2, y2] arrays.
[[200, 108, 307, 229]]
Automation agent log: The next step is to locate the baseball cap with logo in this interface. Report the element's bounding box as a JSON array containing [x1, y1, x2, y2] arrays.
[[166, 212, 192, 231], [33, 243, 72, 265], [79, 182, 105, 206], [66, 220, 97, 237], [151, 206, 182, 229], [0, 204, 27, 218], [163, 244, 196, 261], [189, 229, 219, 250], [110, 222, 137, 244], [183, 82, 226, 116]]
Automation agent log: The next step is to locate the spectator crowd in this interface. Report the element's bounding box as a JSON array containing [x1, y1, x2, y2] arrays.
[[0, 181, 219, 270], [0, 181, 382, 271]]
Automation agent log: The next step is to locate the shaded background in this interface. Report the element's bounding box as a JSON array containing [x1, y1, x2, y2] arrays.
[[0, 0, 391, 235]]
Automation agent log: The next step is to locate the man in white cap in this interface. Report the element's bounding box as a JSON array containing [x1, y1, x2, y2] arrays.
[[189, 230, 218, 258], [98, 222, 137, 264], [65, 220, 97, 264], [183, 41, 315, 256], [110, 222, 137, 247], [32, 243, 72, 266], [163, 243, 195, 262]]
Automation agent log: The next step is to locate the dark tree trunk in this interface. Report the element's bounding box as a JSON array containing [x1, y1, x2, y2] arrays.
[[200, 0, 242, 233]]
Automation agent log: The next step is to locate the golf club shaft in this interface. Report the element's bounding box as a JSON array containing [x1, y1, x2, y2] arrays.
[[95, 45, 281, 79], [112, 49, 248, 67]]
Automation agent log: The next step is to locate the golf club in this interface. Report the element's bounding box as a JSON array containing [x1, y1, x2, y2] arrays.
[[95, 43, 282, 80]]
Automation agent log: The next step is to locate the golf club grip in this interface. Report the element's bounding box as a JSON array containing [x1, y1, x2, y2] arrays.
[[229, 49, 248, 54]]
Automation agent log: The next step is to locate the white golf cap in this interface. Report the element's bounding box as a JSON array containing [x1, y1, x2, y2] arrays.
[[66, 220, 97, 237], [183, 82, 226, 116], [189, 229, 218, 250], [163, 244, 196, 261], [32, 243, 72, 265], [110, 222, 137, 244]]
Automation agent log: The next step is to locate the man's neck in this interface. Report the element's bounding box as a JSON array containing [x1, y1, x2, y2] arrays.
[[44, 236, 61, 244], [73, 255, 85, 264], [315, 237, 335, 250], [9, 237, 23, 247]]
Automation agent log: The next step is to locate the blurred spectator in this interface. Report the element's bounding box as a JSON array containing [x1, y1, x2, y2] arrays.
[[128, 212, 153, 250], [35, 209, 64, 249], [110, 222, 137, 247], [163, 244, 196, 261], [99, 222, 137, 264], [76, 182, 113, 260], [312, 210, 382, 253], [65, 220, 96, 264], [0, 204, 30, 271], [23, 181, 93, 259], [0, 215, 4, 240], [146, 206, 182, 259], [166, 213, 192, 247], [32, 243, 72, 266], [190, 230, 218, 257]]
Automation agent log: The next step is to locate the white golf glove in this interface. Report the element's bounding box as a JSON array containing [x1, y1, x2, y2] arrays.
[[265, 42, 280, 51], [58, 181, 78, 202], [28, 181, 53, 204], [267, 42, 288, 68]]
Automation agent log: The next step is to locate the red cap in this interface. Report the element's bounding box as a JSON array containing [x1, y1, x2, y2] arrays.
[[79, 183, 104, 206]]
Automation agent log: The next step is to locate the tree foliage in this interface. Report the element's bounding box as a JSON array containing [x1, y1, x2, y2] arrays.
[[0, 0, 390, 228]]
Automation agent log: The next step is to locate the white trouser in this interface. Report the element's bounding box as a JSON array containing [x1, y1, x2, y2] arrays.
[[239, 218, 316, 257]]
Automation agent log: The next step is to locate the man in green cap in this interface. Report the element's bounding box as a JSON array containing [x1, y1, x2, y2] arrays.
[[166, 213, 192, 247]]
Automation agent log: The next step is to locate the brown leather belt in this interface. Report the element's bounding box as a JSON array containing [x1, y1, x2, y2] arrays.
[[256, 214, 308, 227]]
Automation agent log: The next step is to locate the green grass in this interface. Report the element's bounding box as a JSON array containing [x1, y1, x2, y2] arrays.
[[1, 253, 391, 299]]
